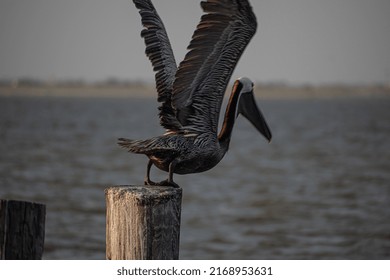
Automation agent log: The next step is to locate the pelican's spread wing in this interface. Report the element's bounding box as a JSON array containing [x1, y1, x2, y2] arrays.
[[172, 0, 257, 134], [133, 0, 182, 131]]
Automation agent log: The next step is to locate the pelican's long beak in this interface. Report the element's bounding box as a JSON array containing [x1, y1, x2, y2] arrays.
[[238, 91, 272, 142]]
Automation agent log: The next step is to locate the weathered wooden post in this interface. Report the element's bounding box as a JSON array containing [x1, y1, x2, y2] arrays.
[[0, 199, 46, 260], [105, 185, 182, 260]]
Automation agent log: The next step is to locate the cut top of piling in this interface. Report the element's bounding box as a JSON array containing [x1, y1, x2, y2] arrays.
[[105, 185, 182, 207]]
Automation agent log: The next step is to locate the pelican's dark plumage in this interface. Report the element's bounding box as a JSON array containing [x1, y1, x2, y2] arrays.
[[119, 0, 272, 187]]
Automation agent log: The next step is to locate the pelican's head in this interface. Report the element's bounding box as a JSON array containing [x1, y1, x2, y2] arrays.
[[236, 77, 272, 142]]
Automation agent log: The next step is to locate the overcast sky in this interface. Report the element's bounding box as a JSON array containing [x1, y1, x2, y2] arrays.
[[1, 0, 389, 85]]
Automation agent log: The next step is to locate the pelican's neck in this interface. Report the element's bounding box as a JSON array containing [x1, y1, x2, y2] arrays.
[[218, 81, 242, 150]]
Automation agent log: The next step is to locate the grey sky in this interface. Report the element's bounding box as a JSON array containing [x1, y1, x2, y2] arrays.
[[0, 0, 389, 85]]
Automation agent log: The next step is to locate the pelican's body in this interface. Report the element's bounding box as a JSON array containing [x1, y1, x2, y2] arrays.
[[132, 134, 222, 174], [119, 0, 272, 187]]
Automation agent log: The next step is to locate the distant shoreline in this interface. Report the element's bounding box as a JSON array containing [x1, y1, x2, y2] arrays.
[[1, 84, 389, 99]]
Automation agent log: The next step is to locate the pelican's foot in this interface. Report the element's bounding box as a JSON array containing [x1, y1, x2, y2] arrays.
[[144, 179, 159, 186], [158, 179, 180, 189]]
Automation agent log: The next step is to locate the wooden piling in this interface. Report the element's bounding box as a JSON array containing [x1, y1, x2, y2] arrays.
[[0, 199, 46, 260], [105, 185, 182, 260]]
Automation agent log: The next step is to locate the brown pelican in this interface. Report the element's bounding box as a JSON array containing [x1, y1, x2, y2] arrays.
[[119, 0, 272, 188]]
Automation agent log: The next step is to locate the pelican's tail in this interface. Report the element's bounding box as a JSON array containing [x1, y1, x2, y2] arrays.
[[118, 137, 174, 155], [118, 138, 151, 154]]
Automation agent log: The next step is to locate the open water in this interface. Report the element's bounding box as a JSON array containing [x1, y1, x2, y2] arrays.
[[0, 94, 389, 259]]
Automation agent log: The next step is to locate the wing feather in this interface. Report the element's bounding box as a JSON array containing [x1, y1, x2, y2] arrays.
[[132, 0, 182, 131]]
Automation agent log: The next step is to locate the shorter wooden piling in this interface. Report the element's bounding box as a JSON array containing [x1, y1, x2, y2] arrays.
[[105, 185, 182, 260], [0, 199, 46, 259]]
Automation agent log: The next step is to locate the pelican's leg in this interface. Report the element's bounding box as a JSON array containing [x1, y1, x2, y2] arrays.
[[159, 160, 180, 188], [144, 159, 158, 186]]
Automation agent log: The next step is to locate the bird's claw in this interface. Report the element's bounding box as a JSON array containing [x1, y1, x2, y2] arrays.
[[158, 179, 180, 188], [144, 179, 180, 188], [144, 179, 159, 186]]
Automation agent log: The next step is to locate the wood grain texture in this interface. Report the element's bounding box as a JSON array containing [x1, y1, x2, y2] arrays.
[[105, 185, 182, 260], [0, 200, 46, 259]]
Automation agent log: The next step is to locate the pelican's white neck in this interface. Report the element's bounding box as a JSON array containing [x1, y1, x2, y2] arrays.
[[238, 77, 254, 92]]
